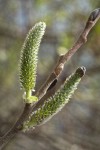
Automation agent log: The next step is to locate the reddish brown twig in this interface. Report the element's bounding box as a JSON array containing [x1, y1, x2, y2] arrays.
[[35, 8, 100, 101]]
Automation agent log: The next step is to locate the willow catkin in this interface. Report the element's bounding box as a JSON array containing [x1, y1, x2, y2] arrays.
[[19, 22, 46, 99], [24, 67, 86, 130]]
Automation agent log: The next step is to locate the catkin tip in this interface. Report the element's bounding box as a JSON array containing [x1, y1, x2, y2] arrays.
[[36, 22, 46, 29], [76, 66, 86, 77]]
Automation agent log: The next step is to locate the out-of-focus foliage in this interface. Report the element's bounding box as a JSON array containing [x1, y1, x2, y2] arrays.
[[0, 0, 100, 150]]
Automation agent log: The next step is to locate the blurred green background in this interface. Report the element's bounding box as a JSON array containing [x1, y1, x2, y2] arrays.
[[0, 0, 100, 150]]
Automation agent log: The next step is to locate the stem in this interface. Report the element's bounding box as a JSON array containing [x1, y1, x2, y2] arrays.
[[35, 8, 100, 101], [0, 103, 31, 149], [26, 90, 31, 100]]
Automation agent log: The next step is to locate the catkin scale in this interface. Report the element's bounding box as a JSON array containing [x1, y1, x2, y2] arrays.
[[24, 67, 86, 130], [19, 22, 46, 95]]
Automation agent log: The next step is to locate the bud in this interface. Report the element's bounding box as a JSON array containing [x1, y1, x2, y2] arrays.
[[88, 8, 100, 21]]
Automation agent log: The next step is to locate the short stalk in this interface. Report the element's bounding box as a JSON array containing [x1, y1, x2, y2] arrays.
[[26, 90, 31, 101]]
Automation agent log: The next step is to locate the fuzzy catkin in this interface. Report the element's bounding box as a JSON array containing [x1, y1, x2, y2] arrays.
[[19, 22, 46, 93], [24, 67, 86, 130]]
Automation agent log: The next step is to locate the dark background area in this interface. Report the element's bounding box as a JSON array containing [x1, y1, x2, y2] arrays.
[[0, 0, 100, 150]]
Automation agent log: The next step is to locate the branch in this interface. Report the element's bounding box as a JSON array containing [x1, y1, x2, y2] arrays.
[[0, 103, 31, 149], [0, 8, 100, 150], [35, 8, 100, 101]]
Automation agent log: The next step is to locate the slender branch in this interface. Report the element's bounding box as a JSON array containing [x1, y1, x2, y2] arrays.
[[36, 55, 65, 100], [0, 8, 100, 150], [0, 103, 31, 149], [34, 8, 100, 101]]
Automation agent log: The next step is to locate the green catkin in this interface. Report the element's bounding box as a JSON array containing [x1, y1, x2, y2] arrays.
[[24, 67, 86, 130], [19, 22, 46, 100]]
